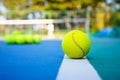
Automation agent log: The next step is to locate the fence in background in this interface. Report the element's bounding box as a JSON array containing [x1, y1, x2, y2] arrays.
[[0, 19, 89, 38]]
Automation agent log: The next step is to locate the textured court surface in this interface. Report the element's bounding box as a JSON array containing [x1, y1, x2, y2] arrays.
[[0, 38, 120, 80]]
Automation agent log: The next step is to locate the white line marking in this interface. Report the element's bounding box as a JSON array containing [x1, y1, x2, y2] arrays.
[[56, 55, 101, 80]]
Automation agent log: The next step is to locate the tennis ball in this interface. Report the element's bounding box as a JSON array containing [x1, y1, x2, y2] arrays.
[[33, 34, 41, 44], [25, 35, 33, 44], [12, 30, 21, 35], [15, 35, 25, 44], [4, 35, 16, 44], [62, 30, 91, 59]]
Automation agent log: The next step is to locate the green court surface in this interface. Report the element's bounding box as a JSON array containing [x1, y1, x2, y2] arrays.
[[87, 38, 120, 80]]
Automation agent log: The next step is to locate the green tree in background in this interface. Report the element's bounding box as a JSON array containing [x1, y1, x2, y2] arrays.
[[3, 0, 106, 20], [4, 0, 27, 10], [36, 0, 93, 10], [3, 0, 105, 11]]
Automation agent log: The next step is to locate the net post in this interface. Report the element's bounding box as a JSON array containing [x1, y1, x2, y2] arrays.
[[85, 19, 90, 35]]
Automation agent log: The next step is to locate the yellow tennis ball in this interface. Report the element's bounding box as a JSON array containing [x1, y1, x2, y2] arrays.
[[15, 35, 25, 44], [33, 34, 42, 44], [62, 30, 91, 59]]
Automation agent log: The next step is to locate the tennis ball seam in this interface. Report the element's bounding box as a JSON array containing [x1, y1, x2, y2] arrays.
[[72, 32, 85, 58]]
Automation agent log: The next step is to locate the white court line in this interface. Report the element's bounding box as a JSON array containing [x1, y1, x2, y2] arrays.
[[56, 55, 101, 80]]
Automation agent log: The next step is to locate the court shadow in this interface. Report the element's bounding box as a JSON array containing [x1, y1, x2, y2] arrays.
[[86, 56, 95, 60], [64, 55, 87, 60]]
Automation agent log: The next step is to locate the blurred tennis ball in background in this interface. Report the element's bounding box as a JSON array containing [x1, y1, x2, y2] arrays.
[[15, 35, 25, 44], [33, 34, 41, 44], [4, 33, 41, 44], [25, 35, 33, 44], [5, 35, 16, 44], [12, 30, 21, 35], [62, 30, 91, 59]]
